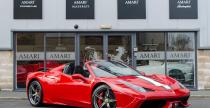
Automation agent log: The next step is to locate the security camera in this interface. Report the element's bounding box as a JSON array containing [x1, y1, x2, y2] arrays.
[[74, 24, 79, 29]]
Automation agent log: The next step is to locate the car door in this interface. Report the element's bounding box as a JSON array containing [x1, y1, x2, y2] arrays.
[[57, 65, 92, 107], [43, 66, 64, 102]]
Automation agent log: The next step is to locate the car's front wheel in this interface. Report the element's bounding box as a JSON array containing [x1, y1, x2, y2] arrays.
[[28, 80, 43, 107], [92, 85, 116, 108]]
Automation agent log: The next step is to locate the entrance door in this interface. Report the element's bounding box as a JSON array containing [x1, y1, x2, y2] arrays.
[[107, 34, 132, 65], [79, 34, 104, 63]]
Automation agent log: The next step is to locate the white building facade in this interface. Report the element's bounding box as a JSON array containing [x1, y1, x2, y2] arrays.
[[0, 0, 210, 90]]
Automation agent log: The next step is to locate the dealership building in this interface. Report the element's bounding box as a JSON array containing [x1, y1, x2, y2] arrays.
[[0, 0, 210, 91]]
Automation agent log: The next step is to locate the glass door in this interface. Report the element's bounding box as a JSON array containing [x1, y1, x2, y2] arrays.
[[107, 34, 132, 65], [79, 34, 104, 63], [45, 33, 75, 69]]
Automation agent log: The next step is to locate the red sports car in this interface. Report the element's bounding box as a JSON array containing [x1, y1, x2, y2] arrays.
[[26, 60, 190, 108]]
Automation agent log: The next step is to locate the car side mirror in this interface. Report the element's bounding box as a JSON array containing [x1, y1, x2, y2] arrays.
[[72, 74, 89, 83]]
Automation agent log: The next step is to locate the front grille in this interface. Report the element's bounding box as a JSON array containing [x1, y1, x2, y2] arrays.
[[140, 96, 190, 108], [140, 100, 166, 108]]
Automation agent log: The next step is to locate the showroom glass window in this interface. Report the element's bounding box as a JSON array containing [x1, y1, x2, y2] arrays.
[[136, 32, 196, 89], [46, 33, 75, 69], [16, 33, 44, 88], [136, 32, 166, 75], [166, 32, 195, 88], [108, 35, 132, 65]]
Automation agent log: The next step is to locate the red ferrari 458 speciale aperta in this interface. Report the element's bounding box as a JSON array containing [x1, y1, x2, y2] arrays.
[[26, 60, 190, 108]]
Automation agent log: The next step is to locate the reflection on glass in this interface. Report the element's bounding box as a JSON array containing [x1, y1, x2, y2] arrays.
[[136, 33, 166, 75], [16, 33, 44, 88], [80, 36, 103, 62], [167, 32, 195, 88], [108, 35, 131, 65], [46, 33, 75, 69], [16, 33, 44, 51]]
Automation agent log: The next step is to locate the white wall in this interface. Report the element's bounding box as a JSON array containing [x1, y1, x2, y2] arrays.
[[0, 0, 209, 49]]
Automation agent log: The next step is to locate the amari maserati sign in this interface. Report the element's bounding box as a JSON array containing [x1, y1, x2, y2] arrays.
[[66, 0, 94, 19], [170, 0, 198, 19], [118, 0, 146, 19], [14, 0, 42, 19]]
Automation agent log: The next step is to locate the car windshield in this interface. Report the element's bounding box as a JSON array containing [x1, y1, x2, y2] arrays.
[[90, 61, 141, 77]]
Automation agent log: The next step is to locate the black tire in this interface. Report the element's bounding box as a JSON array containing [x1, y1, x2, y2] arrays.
[[92, 85, 116, 108], [28, 80, 43, 107]]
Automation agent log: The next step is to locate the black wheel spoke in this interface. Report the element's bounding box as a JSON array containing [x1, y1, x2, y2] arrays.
[[100, 102, 106, 108], [105, 89, 110, 98], [30, 86, 35, 92], [95, 93, 103, 100]]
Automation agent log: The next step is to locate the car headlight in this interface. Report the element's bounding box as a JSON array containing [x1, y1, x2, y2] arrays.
[[178, 82, 186, 89], [118, 80, 147, 92]]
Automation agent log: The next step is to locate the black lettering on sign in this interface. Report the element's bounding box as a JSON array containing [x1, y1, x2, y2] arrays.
[[50, 54, 71, 59], [139, 53, 161, 59], [18, 54, 40, 60]]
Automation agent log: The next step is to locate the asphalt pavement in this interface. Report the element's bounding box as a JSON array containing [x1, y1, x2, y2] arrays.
[[0, 99, 76, 108], [0, 98, 209, 108], [0, 90, 210, 108]]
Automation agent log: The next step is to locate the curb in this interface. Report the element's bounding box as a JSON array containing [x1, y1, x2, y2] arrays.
[[0, 97, 27, 100], [190, 95, 210, 99]]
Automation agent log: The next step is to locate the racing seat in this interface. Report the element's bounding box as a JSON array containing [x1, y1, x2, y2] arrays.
[[64, 63, 75, 75]]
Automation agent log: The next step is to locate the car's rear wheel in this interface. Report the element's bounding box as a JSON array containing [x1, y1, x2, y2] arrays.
[[92, 85, 116, 108], [28, 80, 43, 107]]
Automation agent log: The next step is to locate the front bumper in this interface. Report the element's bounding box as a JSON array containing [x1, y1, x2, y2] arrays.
[[140, 95, 190, 108], [114, 89, 190, 108]]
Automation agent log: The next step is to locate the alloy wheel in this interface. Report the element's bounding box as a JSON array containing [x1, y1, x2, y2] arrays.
[[28, 81, 42, 106], [93, 85, 116, 108]]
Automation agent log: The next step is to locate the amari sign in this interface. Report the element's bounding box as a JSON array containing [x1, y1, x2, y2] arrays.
[[136, 51, 194, 60], [16, 52, 75, 61], [169, 0, 198, 19], [66, 0, 94, 19], [14, 0, 42, 19], [118, 0, 146, 19]]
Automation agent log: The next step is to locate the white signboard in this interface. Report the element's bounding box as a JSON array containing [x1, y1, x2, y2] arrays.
[[136, 52, 165, 60], [16, 52, 44, 61], [167, 51, 194, 60], [136, 51, 194, 60], [46, 52, 75, 60], [16, 52, 75, 61]]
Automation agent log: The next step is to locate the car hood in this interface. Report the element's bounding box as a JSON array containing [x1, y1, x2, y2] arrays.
[[101, 74, 179, 91]]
